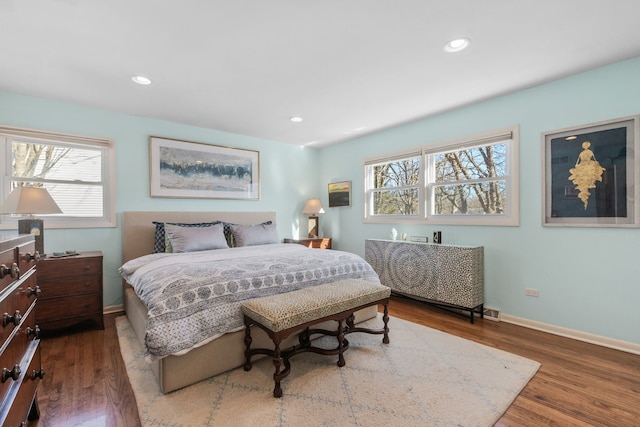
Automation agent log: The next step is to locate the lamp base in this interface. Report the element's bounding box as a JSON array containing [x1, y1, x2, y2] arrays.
[[18, 218, 44, 255], [308, 215, 319, 238]]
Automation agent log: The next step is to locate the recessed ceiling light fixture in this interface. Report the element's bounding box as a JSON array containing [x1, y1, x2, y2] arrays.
[[131, 75, 152, 85], [443, 37, 470, 53], [289, 116, 303, 123]]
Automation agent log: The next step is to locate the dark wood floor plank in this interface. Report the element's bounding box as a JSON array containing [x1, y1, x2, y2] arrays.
[[31, 314, 142, 427], [28, 296, 640, 426]]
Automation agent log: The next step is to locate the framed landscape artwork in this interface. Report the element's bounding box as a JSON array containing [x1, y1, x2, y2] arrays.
[[542, 115, 639, 227], [149, 136, 260, 199], [328, 180, 351, 207]]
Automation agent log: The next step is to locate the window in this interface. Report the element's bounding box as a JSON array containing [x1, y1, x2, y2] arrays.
[[0, 126, 115, 228], [364, 152, 422, 219], [364, 127, 519, 226]]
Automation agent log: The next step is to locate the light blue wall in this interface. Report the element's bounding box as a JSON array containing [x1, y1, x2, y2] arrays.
[[0, 91, 322, 307], [2, 56, 639, 346], [319, 56, 640, 345]]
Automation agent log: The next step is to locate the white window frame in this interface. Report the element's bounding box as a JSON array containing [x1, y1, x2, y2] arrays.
[[363, 126, 519, 226], [0, 125, 116, 229]]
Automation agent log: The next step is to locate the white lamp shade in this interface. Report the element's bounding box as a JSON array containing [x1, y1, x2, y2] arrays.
[[302, 198, 325, 215], [0, 187, 63, 215]]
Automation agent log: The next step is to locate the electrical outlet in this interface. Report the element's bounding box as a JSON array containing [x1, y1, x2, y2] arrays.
[[524, 288, 539, 297]]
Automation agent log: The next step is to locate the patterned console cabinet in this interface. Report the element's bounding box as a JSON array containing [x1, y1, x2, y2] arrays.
[[365, 239, 484, 323]]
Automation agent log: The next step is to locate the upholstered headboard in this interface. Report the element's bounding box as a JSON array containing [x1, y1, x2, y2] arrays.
[[121, 211, 276, 264]]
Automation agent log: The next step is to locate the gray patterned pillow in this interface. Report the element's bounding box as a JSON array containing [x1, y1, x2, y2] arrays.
[[165, 222, 229, 253], [230, 222, 279, 247], [222, 220, 272, 247]]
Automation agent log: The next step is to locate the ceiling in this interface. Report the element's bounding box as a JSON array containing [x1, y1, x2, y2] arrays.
[[3, 1, 640, 147]]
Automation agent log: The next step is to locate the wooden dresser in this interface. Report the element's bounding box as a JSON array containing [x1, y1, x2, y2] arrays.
[[36, 251, 104, 333], [0, 234, 43, 426], [283, 237, 332, 249]]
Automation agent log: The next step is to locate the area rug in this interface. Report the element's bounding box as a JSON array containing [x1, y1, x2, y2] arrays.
[[116, 315, 540, 427]]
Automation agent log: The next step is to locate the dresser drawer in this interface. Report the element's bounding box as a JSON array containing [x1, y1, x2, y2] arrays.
[[37, 292, 102, 322], [0, 271, 38, 347], [313, 238, 332, 249], [36, 250, 103, 333], [0, 339, 41, 427], [17, 241, 38, 277], [0, 247, 18, 293], [38, 275, 101, 299], [37, 255, 101, 278], [0, 307, 38, 407]]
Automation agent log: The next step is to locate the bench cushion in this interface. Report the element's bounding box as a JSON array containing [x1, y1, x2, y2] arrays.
[[242, 279, 391, 332]]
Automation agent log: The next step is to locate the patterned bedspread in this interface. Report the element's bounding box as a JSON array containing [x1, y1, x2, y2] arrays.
[[119, 243, 380, 359]]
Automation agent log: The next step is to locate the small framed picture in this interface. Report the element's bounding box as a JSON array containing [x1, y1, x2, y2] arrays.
[[328, 181, 351, 207]]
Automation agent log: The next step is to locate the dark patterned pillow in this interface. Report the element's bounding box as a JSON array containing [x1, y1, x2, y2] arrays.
[[222, 221, 272, 247], [152, 221, 221, 253]]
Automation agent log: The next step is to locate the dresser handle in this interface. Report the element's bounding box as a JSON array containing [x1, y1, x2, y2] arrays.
[[1, 364, 21, 382], [0, 263, 19, 279], [27, 286, 41, 298], [3, 310, 22, 327], [27, 325, 41, 339], [30, 368, 45, 380], [23, 251, 41, 262]]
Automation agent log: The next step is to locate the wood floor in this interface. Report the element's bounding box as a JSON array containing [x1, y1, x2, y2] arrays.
[[29, 296, 639, 427]]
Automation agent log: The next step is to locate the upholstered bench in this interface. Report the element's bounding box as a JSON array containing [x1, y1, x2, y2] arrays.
[[242, 279, 391, 397]]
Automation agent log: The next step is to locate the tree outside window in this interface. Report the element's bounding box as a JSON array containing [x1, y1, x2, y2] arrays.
[[364, 128, 518, 226], [1, 126, 114, 228], [430, 143, 507, 215], [368, 155, 421, 217]]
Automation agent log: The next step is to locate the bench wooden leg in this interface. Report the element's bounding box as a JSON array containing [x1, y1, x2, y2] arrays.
[[382, 303, 390, 344], [272, 339, 284, 398], [343, 300, 391, 345], [336, 318, 346, 367], [243, 317, 253, 371]]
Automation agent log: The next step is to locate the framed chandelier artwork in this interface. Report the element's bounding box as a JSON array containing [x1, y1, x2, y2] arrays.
[[542, 115, 639, 227]]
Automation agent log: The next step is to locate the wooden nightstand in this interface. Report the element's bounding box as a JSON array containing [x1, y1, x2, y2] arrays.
[[36, 251, 104, 334], [283, 237, 332, 249]]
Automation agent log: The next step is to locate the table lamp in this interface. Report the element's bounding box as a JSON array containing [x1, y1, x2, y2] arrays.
[[0, 186, 63, 255], [302, 198, 324, 238]]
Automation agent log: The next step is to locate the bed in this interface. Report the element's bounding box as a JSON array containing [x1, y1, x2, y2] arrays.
[[120, 211, 380, 393]]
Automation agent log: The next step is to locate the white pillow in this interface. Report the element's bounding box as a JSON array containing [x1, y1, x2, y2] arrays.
[[165, 222, 229, 253], [230, 223, 279, 247]]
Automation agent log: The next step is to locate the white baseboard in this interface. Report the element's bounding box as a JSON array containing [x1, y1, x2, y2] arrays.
[[501, 313, 640, 356], [104, 304, 124, 315], [100, 303, 640, 355]]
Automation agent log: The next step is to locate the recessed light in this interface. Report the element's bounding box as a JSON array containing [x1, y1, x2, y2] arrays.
[[132, 75, 152, 85], [443, 38, 470, 53], [289, 116, 303, 123]]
